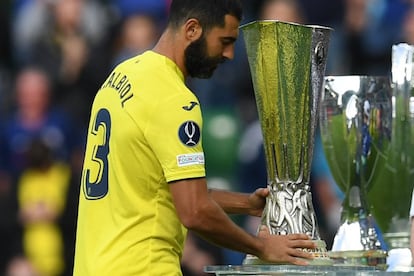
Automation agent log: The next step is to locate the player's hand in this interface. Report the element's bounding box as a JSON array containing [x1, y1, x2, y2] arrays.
[[247, 188, 269, 217], [256, 225, 316, 265]]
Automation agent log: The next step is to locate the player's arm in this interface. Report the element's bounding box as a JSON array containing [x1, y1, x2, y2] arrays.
[[169, 177, 316, 265], [208, 187, 268, 217]]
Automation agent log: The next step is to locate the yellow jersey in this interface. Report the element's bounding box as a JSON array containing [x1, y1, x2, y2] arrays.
[[73, 51, 206, 276]]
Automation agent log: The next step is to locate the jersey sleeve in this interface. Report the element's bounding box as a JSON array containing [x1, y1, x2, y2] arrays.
[[145, 93, 206, 183]]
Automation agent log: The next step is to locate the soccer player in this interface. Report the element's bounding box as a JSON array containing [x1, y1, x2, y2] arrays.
[[73, 0, 316, 275]]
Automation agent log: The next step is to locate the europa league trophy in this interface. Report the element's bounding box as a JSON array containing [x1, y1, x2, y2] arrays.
[[240, 20, 332, 265], [319, 43, 414, 270]]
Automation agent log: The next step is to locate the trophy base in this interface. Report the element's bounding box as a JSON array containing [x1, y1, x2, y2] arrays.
[[328, 250, 388, 271], [243, 240, 333, 266]]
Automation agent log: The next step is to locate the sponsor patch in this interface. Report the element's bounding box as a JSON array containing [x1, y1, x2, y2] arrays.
[[178, 121, 201, 147], [177, 153, 205, 167]]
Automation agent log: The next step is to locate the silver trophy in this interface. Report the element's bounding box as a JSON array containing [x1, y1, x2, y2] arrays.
[[319, 44, 414, 270], [240, 20, 332, 265]]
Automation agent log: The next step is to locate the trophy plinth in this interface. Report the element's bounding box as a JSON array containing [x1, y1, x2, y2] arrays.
[[241, 20, 332, 265]]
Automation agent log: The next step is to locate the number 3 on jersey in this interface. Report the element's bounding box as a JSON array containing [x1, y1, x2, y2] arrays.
[[83, 108, 111, 200]]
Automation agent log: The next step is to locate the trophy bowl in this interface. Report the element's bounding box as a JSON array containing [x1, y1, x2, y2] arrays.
[[320, 66, 414, 269]]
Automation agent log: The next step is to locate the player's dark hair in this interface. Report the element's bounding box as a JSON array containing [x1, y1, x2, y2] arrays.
[[167, 0, 243, 30]]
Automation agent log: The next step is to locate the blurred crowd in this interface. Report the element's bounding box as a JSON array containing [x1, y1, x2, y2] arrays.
[[0, 0, 413, 275]]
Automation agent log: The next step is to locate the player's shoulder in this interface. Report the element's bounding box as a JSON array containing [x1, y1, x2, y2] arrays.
[[108, 51, 190, 99], [119, 51, 161, 70], [113, 51, 167, 83]]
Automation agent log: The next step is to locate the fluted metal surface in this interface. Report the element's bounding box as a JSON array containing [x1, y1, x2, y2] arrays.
[[241, 20, 331, 240]]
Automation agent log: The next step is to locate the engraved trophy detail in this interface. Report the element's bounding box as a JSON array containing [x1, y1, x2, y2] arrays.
[[241, 20, 332, 265]]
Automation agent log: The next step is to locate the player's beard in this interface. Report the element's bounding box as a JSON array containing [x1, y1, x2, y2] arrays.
[[184, 35, 227, 79]]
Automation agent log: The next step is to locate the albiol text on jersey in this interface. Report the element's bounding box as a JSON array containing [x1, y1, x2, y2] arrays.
[[101, 71, 134, 107]]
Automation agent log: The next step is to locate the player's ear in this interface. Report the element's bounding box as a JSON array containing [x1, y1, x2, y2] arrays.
[[184, 18, 202, 42]]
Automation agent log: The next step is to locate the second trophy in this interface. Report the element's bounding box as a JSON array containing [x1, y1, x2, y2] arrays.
[[320, 44, 414, 270], [320, 75, 389, 268]]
